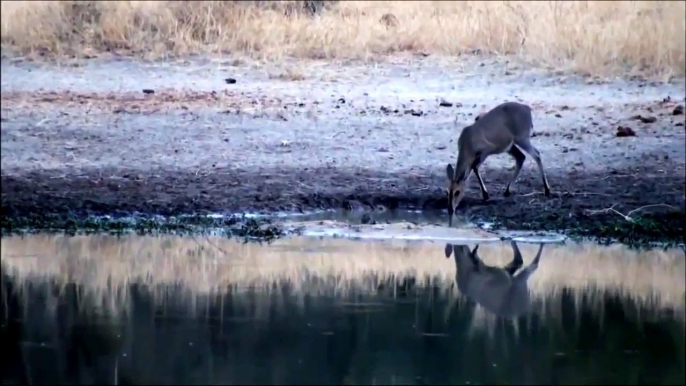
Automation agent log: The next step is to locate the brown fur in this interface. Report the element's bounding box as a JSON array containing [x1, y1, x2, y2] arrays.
[[444, 241, 544, 318], [446, 102, 551, 220]]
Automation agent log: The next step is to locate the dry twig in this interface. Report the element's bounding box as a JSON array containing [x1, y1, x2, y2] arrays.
[[585, 203, 679, 222]]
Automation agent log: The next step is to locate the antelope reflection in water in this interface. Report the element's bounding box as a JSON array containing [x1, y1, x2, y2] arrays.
[[445, 240, 544, 318]]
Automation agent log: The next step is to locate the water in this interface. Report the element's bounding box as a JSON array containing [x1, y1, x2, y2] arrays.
[[1, 234, 684, 385]]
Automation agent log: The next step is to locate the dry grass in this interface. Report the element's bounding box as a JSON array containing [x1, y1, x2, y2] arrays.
[[1, 1, 684, 77], [2, 234, 684, 315], [269, 67, 307, 81]]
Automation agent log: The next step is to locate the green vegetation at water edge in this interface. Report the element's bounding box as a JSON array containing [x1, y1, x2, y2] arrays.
[[0, 213, 284, 240], [1, 210, 683, 249]]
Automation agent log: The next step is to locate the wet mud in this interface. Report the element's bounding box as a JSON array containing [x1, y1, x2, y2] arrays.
[[2, 162, 683, 244]]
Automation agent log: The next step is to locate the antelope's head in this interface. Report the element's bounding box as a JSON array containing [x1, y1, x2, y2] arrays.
[[445, 164, 467, 219]]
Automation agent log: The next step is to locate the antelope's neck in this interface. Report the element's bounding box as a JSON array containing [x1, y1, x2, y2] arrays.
[[454, 152, 472, 182]]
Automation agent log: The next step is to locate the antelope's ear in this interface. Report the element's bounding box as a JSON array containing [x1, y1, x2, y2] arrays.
[[444, 244, 453, 258], [446, 164, 454, 180]]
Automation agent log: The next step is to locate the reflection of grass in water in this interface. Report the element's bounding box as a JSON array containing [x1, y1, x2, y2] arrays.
[[1, 234, 684, 320], [3, 236, 684, 385], [6, 280, 683, 385]]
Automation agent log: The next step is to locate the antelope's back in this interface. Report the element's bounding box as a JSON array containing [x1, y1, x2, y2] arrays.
[[453, 251, 513, 313], [478, 102, 533, 140], [464, 270, 513, 315]]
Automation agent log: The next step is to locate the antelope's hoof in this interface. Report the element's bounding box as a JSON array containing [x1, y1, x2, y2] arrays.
[[482, 194, 490, 202], [544, 189, 551, 197], [504, 189, 511, 197]]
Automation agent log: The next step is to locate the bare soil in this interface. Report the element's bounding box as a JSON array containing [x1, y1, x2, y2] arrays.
[[1, 56, 685, 240]]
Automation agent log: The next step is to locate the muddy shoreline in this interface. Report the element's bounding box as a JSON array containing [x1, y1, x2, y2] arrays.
[[1, 57, 684, 245], [2, 163, 684, 245]]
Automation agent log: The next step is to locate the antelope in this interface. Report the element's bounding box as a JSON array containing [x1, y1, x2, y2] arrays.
[[445, 102, 551, 221], [444, 241, 544, 318]]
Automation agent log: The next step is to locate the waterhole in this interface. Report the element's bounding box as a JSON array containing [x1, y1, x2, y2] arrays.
[[1, 234, 684, 385]]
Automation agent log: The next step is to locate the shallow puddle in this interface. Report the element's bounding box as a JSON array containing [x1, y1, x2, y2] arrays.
[[222, 208, 447, 223], [1, 234, 684, 385], [284, 219, 567, 244]]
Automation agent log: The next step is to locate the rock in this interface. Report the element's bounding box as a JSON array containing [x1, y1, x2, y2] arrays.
[[673, 105, 684, 115], [404, 109, 423, 117], [632, 114, 656, 123], [224, 78, 237, 84], [616, 126, 636, 137], [142, 89, 155, 95]]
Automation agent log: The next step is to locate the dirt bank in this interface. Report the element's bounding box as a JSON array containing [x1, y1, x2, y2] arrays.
[[1, 56, 685, 243]]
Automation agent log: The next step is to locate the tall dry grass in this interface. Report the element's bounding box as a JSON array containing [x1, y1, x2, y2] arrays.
[[1, 1, 684, 77]]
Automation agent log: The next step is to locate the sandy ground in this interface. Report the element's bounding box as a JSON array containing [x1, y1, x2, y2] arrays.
[[1, 55, 685, 234]]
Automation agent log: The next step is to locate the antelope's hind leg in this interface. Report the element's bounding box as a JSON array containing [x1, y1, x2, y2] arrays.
[[515, 139, 551, 197], [505, 146, 526, 197]]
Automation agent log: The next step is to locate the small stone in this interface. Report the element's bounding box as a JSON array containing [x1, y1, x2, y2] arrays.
[[616, 126, 636, 137], [224, 78, 237, 84], [672, 105, 684, 115], [404, 109, 423, 117], [632, 114, 656, 123]]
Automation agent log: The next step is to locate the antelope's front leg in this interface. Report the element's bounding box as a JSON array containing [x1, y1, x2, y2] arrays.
[[472, 167, 489, 201], [470, 153, 489, 201]]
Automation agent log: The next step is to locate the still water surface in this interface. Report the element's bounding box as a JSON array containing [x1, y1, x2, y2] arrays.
[[1, 235, 684, 385]]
